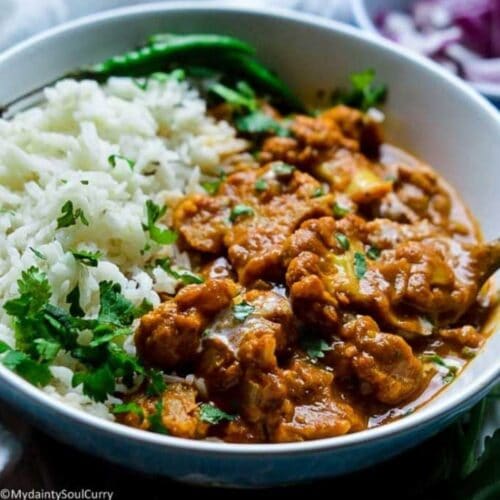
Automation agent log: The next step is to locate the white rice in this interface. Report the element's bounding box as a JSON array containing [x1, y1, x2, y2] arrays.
[[0, 77, 247, 419]]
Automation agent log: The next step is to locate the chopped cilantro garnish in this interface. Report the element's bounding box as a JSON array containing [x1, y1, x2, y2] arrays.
[[201, 171, 227, 196], [56, 201, 89, 229], [236, 111, 289, 136], [2, 266, 150, 402], [132, 78, 148, 91], [72, 364, 115, 402], [301, 337, 331, 360], [333, 202, 349, 218], [146, 370, 167, 397], [1, 350, 52, 387], [354, 252, 367, 279], [71, 249, 102, 267], [66, 285, 84, 317], [229, 204, 254, 223], [148, 400, 168, 434], [236, 81, 255, 99], [3, 266, 51, 319], [333, 69, 387, 111], [34, 338, 61, 361], [312, 187, 325, 198], [80, 180, 89, 185], [112, 402, 144, 417], [143, 200, 178, 245], [133, 299, 154, 318], [254, 178, 268, 192], [199, 403, 236, 424], [272, 162, 295, 178], [366, 246, 381, 260], [108, 154, 134, 170], [421, 352, 459, 384], [202, 180, 221, 195], [30, 247, 47, 260], [155, 257, 204, 285], [233, 301, 254, 322], [209, 82, 257, 111], [335, 233, 350, 251], [0, 340, 11, 354], [97, 281, 136, 328]]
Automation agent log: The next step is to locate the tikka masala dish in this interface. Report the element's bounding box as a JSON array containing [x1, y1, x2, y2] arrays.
[[120, 103, 496, 443]]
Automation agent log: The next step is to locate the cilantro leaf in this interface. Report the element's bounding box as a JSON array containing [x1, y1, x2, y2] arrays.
[[43, 304, 79, 351], [0, 340, 11, 353], [2, 350, 52, 387], [148, 400, 169, 434], [146, 369, 167, 397], [254, 178, 268, 192], [333, 69, 387, 111], [89, 327, 130, 348], [209, 83, 257, 111], [333, 202, 350, 218], [199, 403, 236, 424], [72, 364, 115, 402], [133, 299, 154, 318], [108, 154, 134, 170], [301, 337, 331, 360], [107, 344, 144, 388], [236, 81, 255, 99], [312, 187, 325, 198], [201, 171, 227, 196], [367, 246, 381, 260], [155, 258, 204, 285], [66, 286, 85, 317], [421, 352, 459, 384], [229, 204, 254, 223], [272, 162, 295, 178], [143, 200, 178, 245], [354, 252, 367, 279], [71, 249, 102, 267], [3, 267, 51, 318], [34, 338, 61, 361], [149, 226, 178, 245], [112, 402, 144, 417], [97, 281, 135, 328], [236, 111, 289, 136], [202, 180, 222, 196], [30, 247, 47, 260], [56, 201, 89, 229], [233, 301, 254, 322], [335, 232, 350, 251]]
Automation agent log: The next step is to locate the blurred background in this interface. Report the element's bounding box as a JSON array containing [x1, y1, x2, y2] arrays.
[[0, 0, 352, 50]]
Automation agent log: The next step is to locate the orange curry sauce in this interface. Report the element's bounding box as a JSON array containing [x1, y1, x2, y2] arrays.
[[118, 104, 496, 443]]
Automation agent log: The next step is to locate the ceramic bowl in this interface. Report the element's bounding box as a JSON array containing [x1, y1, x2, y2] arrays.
[[0, 1, 499, 488], [351, 0, 500, 105]]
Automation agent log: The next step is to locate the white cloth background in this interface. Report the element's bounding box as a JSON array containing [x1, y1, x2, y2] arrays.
[[0, 0, 353, 51]]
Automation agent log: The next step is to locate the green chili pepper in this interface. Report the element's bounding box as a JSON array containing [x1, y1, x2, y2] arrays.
[[83, 34, 255, 78], [218, 52, 304, 111], [71, 33, 304, 111]]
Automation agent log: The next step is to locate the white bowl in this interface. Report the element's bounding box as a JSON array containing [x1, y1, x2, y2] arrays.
[[0, 1, 498, 487], [352, 0, 500, 105]]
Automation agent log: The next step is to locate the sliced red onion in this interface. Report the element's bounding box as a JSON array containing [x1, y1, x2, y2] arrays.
[[413, 2, 451, 29], [382, 12, 461, 56], [462, 57, 500, 83], [377, 0, 500, 91]]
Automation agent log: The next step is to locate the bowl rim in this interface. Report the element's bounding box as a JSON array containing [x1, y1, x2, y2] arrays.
[[351, 0, 500, 101], [0, 0, 499, 457]]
